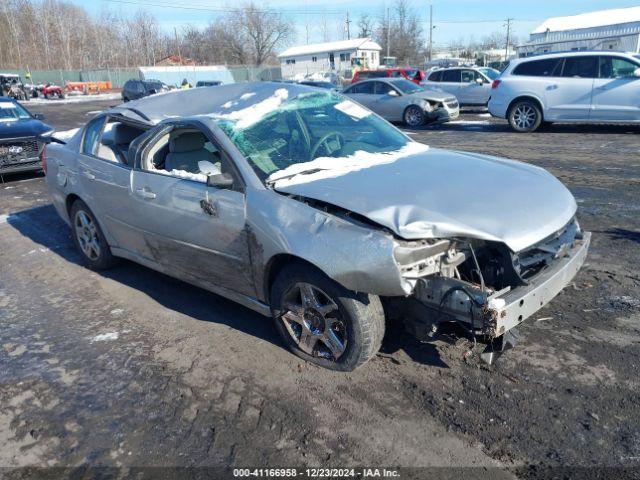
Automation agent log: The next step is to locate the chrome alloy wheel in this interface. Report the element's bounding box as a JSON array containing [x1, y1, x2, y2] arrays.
[[74, 210, 101, 261], [404, 106, 424, 127], [280, 282, 347, 361], [513, 104, 537, 130]]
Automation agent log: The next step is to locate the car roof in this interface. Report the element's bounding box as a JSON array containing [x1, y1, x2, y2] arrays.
[[108, 81, 330, 125], [510, 50, 639, 65]]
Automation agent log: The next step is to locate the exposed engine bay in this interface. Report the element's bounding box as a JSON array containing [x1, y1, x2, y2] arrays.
[[390, 218, 589, 362]]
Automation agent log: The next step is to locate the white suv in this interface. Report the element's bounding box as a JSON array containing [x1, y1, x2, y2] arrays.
[[488, 51, 640, 132]]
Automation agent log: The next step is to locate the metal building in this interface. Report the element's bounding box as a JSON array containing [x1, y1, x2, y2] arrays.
[[517, 6, 640, 57]]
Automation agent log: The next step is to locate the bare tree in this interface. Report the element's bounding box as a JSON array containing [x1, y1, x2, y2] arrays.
[[357, 14, 374, 38], [374, 0, 424, 65]]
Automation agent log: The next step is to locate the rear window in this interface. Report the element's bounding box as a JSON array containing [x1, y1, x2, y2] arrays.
[[349, 82, 374, 94], [358, 71, 387, 79], [561, 57, 598, 78], [513, 58, 562, 77], [427, 71, 442, 82], [442, 70, 461, 82]]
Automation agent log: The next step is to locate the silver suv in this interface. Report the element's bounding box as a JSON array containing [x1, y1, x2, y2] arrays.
[[488, 51, 640, 132]]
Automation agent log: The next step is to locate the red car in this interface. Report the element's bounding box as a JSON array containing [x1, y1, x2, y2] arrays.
[[351, 68, 426, 84]]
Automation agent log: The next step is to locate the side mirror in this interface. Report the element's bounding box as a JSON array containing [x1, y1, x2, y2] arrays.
[[634, 68, 640, 78], [207, 172, 234, 189], [388, 90, 399, 97], [475, 77, 484, 85], [33, 112, 45, 120]]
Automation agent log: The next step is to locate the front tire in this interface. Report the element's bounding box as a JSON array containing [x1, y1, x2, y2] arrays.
[[271, 263, 385, 371], [70, 200, 117, 270], [508, 99, 542, 132], [403, 105, 426, 127]]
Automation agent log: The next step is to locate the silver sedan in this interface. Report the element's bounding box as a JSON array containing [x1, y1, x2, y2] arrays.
[[342, 78, 459, 127], [44, 83, 589, 370]]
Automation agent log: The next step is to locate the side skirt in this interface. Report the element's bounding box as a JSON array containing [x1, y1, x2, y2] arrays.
[[111, 246, 272, 317]]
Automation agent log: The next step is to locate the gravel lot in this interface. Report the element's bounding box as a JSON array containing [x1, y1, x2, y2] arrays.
[[1, 99, 639, 478]]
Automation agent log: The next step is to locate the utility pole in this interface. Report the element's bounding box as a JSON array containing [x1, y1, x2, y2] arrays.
[[174, 27, 182, 65], [428, 4, 433, 62], [386, 7, 391, 60], [504, 18, 513, 62], [345, 12, 351, 40]]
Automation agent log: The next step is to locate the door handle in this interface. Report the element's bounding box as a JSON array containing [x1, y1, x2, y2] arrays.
[[82, 170, 95, 180], [135, 188, 157, 200], [546, 84, 558, 90]]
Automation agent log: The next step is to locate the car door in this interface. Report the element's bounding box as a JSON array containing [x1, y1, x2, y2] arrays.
[[370, 81, 403, 121], [591, 55, 640, 121], [438, 69, 462, 101], [77, 116, 142, 252], [344, 81, 375, 109], [544, 56, 597, 120], [460, 69, 490, 105], [129, 122, 255, 298]]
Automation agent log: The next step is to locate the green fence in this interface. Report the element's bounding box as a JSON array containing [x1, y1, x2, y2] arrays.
[[3, 65, 282, 87]]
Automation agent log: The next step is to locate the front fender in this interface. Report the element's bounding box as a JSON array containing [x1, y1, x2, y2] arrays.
[[247, 189, 409, 302]]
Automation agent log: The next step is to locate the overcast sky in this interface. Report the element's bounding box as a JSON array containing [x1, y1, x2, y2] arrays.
[[82, 0, 640, 48]]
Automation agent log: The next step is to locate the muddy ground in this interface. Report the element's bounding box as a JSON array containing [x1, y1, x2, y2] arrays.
[[0, 100, 639, 479]]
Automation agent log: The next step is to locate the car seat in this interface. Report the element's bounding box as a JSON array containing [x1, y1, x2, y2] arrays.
[[165, 132, 217, 173]]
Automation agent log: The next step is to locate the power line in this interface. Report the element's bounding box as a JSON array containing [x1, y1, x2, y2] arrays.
[[104, 0, 344, 15]]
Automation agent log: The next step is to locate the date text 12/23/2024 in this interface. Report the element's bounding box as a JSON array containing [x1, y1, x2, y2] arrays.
[[233, 468, 400, 478]]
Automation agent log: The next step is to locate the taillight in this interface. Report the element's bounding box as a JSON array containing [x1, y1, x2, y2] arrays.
[[491, 79, 501, 89], [40, 144, 47, 174]]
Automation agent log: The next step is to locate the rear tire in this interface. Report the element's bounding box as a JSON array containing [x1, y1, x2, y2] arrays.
[[508, 99, 542, 132], [271, 263, 385, 371], [70, 200, 117, 270]]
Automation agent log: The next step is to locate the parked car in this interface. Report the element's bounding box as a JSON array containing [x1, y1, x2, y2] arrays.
[[342, 78, 459, 126], [424, 67, 500, 106], [122, 79, 169, 102], [0, 74, 30, 101], [0, 97, 53, 174], [43, 83, 590, 370], [352, 68, 427, 84], [196, 80, 222, 87], [488, 51, 640, 132]]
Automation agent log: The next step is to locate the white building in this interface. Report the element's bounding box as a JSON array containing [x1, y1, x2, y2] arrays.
[[518, 6, 640, 57], [278, 38, 382, 80]]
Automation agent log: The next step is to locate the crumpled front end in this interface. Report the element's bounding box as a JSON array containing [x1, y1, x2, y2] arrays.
[[390, 218, 590, 361]]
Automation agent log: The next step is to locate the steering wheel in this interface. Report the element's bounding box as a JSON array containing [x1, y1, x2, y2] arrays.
[[309, 132, 345, 159]]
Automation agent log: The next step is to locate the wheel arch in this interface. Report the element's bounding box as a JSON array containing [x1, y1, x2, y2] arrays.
[[65, 193, 82, 216], [507, 95, 545, 120], [262, 253, 329, 304]]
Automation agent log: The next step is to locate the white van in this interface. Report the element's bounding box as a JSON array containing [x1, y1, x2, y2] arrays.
[[488, 51, 640, 132]]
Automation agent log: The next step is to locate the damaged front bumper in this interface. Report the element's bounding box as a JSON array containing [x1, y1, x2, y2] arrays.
[[488, 231, 590, 337], [408, 232, 590, 350]]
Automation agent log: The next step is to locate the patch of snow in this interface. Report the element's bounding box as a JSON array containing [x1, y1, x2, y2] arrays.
[[110, 308, 124, 316], [91, 332, 119, 342], [334, 100, 371, 120], [478, 113, 492, 117], [214, 88, 289, 129], [240, 92, 255, 100], [86, 110, 103, 115], [147, 157, 207, 183], [448, 120, 491, 125], [532, 6, 640, 34], [54, 128, 80, 140], [270, 141, 430, 188], [28, 93, 121, 104]]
